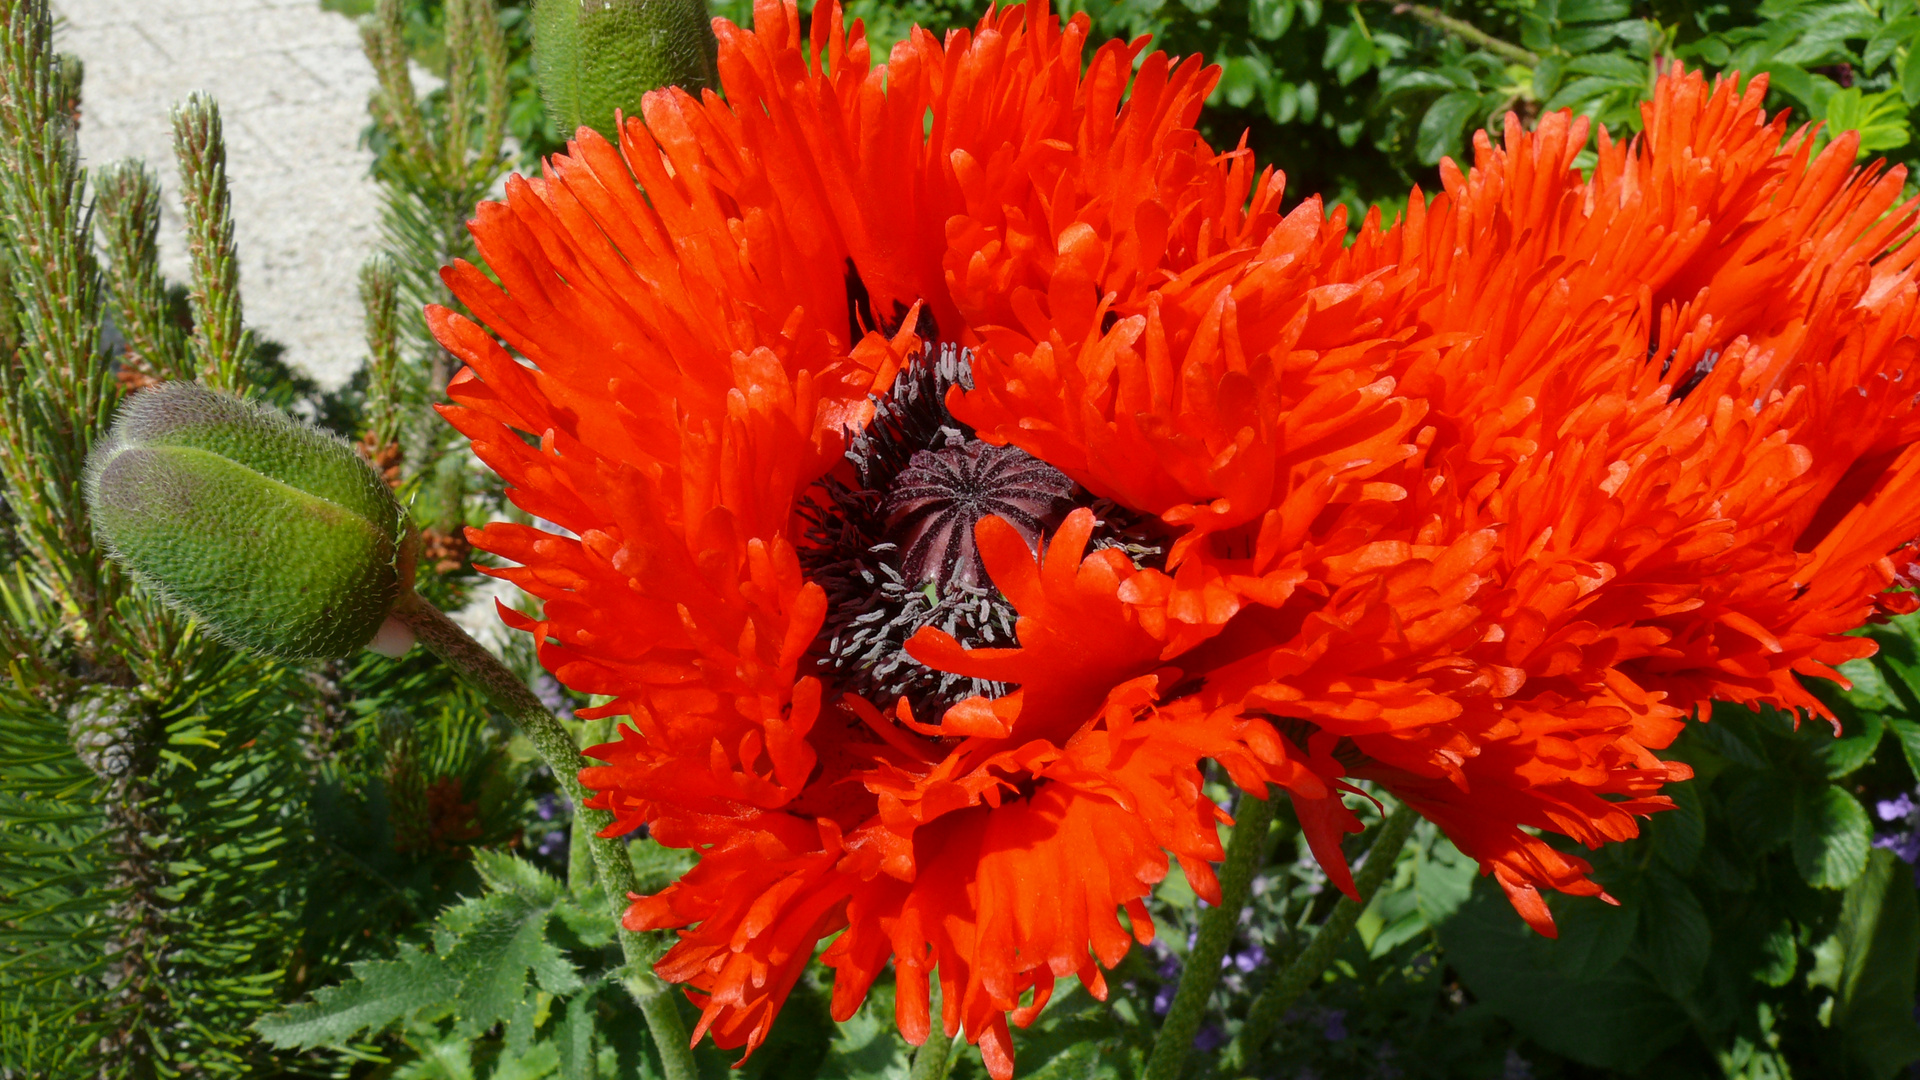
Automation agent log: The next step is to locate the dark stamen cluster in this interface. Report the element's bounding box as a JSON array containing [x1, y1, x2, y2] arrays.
[[798, 334, 1164, 721]]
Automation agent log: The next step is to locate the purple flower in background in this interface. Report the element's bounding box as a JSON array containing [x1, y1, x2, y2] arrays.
[[535, 829, 568, 859], [1503, 1049, 1535, 1080], [532, 672, 575, 720], [534, 792, 567, 822], [1874, 788, 1920, 873], [1321, 1009, 1347, 1042], [1152, 982, 1177, 1016], [1192, 1023, 1227, 1052]]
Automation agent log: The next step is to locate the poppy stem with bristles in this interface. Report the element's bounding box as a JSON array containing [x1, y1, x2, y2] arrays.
[[1224, 802, 1420, 1075], [388, 590, 698, 1080], [907, 984, 961, 1080], [1143, 786, 1278, 1080]]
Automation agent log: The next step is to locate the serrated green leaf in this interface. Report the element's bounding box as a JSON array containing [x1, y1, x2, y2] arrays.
[[554, 984, 602, 1080], [1438, 879, 1686, 1070], [1653, 779, 1705, 872], [253, 944, 455, 1048], [1548, 891, 1638, 981], [1757, 919, 1798, 987], [628, 837, 697, 894], [816, 983, 911, 1080], [1642, 871, 1711, 998], [440, 889, 583, 1034], [1794, 784, 1872, 889], [475, 848, 565, 904]]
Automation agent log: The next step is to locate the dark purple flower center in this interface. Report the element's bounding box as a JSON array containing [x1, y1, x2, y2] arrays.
[[796, 270, 1164, 719], [884, 440, 1075, 590]]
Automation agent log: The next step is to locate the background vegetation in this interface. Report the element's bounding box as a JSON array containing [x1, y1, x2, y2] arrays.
[[5, 0, 1920, 1077]]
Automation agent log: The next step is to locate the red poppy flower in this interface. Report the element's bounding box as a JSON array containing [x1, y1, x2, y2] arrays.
[[430, 0, 1920, 1072]]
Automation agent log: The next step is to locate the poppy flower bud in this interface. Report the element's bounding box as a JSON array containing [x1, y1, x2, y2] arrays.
[[85, 381, 419, 661], [531, 0, 718, 143]]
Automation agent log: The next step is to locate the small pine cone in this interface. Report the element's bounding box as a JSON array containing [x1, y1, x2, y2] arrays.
[[66, 686, 149, 782], [115, 366, 160, 393], [420, 525, 471, 575], [356, 432, 403, 488]]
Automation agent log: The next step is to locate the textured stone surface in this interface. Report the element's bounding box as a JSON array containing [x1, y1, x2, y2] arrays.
[[55, 0, 378, 389]]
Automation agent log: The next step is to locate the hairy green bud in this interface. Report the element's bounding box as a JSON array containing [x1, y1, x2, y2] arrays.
[[532, 0, 719, 144], [85, 381, 418, 660]]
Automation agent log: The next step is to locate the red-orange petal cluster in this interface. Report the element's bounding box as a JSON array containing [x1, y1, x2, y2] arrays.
[[430, 1, 1920, 1073]]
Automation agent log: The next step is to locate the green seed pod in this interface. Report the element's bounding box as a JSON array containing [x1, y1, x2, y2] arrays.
[[532, 0, 719, 145], [85, 381, 418, 660]]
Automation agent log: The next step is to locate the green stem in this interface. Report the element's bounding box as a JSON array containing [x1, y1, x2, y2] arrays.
[[1226, 802, 1419, 1074], [390, 591, 697, 1080], [1143, 787, 1279, 1080], [907, 1017, 958, 1080], [568, 716, 612, 891], [1381, 2, 1539, 66]]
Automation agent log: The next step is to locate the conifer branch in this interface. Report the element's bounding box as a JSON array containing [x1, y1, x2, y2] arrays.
[[0, 0, 114, 648], [96, 162, 190, 383], [363, 0, 432, 174], [171, 93, 251, 393], [358, 256, 403, 451]]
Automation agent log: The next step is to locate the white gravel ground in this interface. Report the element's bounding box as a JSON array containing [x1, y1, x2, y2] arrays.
[[54, 0, 381, 390]]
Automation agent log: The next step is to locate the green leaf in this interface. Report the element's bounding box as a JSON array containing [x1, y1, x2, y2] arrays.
[[1438, 880, 1687, 1071], [1652, 779, 1705, 872], [1905, 39, 1920, 106], [1557, 0, 1631, 22], [1756, 919, 1798, 987], [1248, 0, 1293, 40], [1822, 707, 1884, 778], [1414, 831, 1476, 925], [1888, 717, 1920, 782], [1828, 849, 1920, 1078], [1641, 871, 1711, 998], [253, 944, 456, 1048], [1548, 891, 1638, 981], [438, 880, 583, 1034], [1794, 784, 1872, 889], [1417, 91, 1480, 165], [1821, 87, 1913, 153], [1760, 64, 1841, 116], [629, 837, 697, 894], [817, 983, 911, 1080], [554, 985, 601, 1080]]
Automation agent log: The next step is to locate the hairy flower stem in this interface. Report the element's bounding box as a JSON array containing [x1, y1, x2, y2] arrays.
[[1227, 803, 1419, 1073], [1143, 787, 1278, 1080], [907, 1002, 959, 1080], [389, 591, 698, 1080]]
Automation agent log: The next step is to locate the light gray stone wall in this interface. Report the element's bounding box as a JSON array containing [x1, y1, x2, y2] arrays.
[[54, 0, 380, 389]]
